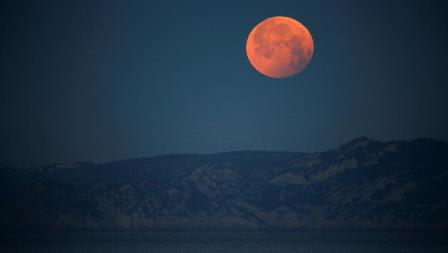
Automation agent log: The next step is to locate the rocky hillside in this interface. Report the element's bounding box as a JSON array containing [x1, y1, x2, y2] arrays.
[[1, 137, 448, 230]]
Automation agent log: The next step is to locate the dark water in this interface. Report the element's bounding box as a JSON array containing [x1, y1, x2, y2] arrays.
[[1, 230, 447, 253]]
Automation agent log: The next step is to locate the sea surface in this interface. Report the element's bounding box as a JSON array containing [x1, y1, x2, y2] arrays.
[[1, 230, 447, 253]]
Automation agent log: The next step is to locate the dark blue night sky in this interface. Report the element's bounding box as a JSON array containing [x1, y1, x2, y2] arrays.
[[1, 0, 447, 165]]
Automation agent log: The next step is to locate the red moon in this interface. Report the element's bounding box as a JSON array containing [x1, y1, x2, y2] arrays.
[[246, 16, 314, 78]]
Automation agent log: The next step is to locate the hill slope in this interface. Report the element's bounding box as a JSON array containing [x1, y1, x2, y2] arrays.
[[1, 137, 448, 230]]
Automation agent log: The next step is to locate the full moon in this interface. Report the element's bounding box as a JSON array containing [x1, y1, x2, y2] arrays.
[[246, 16, 314, 78]]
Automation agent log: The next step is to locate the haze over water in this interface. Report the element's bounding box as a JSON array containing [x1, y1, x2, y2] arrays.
[[1, 231, 447, 253]]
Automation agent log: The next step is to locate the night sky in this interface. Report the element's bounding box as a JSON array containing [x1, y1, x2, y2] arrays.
[[1, 0, 448, 165]]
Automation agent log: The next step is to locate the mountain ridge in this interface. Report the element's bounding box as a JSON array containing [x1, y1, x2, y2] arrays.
[[1, 137, 447, 230], [5, 136, 443, 169]]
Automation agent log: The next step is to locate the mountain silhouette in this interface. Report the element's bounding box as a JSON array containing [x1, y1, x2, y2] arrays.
[[1, 137, 447, 230]]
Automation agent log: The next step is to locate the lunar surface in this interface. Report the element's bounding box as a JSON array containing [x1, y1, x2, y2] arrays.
[[246, 16, 314, 78]]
